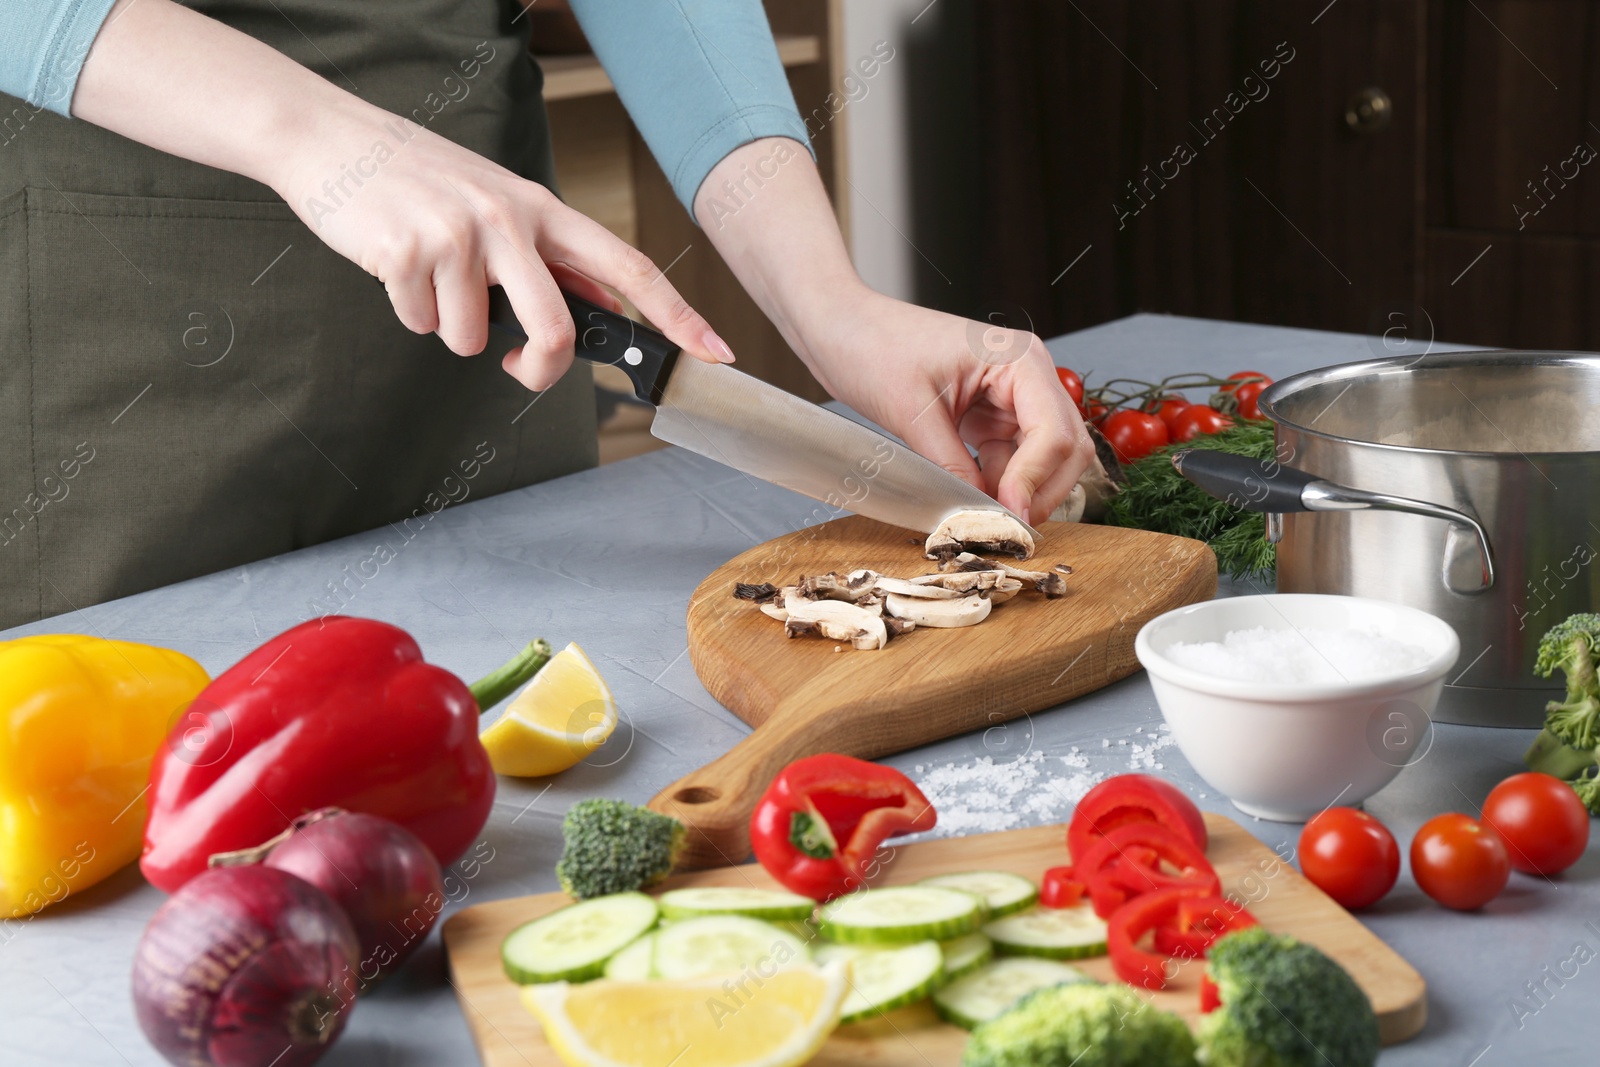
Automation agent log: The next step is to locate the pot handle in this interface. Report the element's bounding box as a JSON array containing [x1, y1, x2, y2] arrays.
[[1171, 450, 1496, 594]]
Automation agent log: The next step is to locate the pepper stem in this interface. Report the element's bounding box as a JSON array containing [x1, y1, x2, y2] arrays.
[[470, 638, 553, 711]]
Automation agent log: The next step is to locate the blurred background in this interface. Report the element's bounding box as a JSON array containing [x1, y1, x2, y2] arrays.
[[530, 1, 1591, 459]]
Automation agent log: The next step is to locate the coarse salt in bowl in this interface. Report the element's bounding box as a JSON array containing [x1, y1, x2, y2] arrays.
[[1135, 594, 1460, 822]]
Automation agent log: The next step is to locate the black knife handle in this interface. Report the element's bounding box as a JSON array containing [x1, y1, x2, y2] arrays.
[[487, 285, 680, 403], [1171, 448, 1316, 512]]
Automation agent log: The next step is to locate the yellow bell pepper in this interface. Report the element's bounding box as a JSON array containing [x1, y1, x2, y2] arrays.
[[0, 635, 209, 917]]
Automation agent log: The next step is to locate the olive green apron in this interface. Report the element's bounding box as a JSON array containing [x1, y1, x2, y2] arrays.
[[0, 0, 595, 629]]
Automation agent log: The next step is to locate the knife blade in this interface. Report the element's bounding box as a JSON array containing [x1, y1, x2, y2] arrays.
[[488, 287, 1034, 538]]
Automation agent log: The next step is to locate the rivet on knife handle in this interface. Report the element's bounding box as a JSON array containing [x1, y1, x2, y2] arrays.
[[487, 285, 680, 404]]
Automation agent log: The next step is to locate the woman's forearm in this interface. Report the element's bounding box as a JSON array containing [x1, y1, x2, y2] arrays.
[[72, 0, 379, 196], [693, 138, 867, 375]]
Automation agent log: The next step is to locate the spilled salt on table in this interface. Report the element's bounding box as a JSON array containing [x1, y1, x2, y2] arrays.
[[1165, 626, 1430, 685]]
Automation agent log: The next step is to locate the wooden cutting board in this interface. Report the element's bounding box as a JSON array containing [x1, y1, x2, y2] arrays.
[[442, 813, 1427, 1067], [648, 516, 1216, 867]]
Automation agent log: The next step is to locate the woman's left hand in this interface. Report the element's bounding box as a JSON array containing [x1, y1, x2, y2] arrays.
[[798, 286, 1093, 524]]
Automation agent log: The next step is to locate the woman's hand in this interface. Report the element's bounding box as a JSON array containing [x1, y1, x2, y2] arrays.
[[798, 287, 1092, 523], [74, 0, 732, 391], [694, 137, 1091, 521]]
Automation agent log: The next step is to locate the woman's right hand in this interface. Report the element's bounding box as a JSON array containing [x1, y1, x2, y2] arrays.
[[74, 0, 728, 392], [273, 106, 733, 389]]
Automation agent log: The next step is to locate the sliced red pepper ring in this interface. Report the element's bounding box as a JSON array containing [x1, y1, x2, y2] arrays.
[[1039, 865, 1087, 909], [1200, 972, 1223, 1013], [749, 754, 936, 901], [1108, 890, 1246, 990], [1068, 774, 1209, 864], [1075, 822, 1218, 918], [1152, 896, 1258, 958]]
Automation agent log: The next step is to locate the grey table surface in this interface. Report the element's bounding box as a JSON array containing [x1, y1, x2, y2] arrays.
[[1, 314, 1576, 1067]]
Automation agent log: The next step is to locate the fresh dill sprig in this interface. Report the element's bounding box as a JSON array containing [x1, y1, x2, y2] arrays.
[[1105, 420, 1278, 581]]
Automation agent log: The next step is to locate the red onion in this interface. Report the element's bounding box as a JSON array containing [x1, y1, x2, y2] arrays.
[[214, 808, 446, 993], [133, 866, 359, 1067]]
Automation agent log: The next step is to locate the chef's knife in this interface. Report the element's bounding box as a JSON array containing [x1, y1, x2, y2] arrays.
[[488, 287, 1035, 538]]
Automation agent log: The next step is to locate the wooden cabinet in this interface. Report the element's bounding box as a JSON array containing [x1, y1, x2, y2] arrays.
[[974, 0, 1600, 352]]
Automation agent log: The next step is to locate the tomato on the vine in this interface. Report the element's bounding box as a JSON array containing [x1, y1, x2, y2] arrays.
[[1298, 808, 1400, 910], [1081, 398, 1110, 426], [1221, 371, 1270, 393], [1055, 367, 1085, 406], [1482, 772, 1590, 876], [1102, 410, 1170, 464], [1169, 405, 1233, 442], [1232, 380, 1270, 420], [1411, 813, 1510, 911], [1143, 395, 1191, 433]]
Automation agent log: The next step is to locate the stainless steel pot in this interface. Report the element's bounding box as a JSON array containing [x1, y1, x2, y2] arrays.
[[1177, 350, 1600, 728]]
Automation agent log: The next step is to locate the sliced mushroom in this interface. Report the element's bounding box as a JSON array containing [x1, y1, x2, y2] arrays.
[[908, 569, 1009, 594], [868, 575, 965, 599], [983, 576, 1026, 604], [733, 582, 781, 603], [941, 552, 1071, 598], [797, 569, 882, 602], [925, 509, 1035, 561], [884, 617, 916, 638], [782, 593, 889, 650], [884, 592, 992, 628]]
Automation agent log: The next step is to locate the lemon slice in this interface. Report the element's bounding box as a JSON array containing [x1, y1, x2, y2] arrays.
[[521, 962, 848, 1067], [479, 642, 617, 777]]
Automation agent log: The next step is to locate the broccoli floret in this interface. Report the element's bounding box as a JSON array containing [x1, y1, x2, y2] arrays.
[[1198, 928, 1377, 1067], [1534, 614, 1600, 750], [1571, 767, 1600, 815], [962, 982, 1197, 1067], [555, 798, 685, 899]]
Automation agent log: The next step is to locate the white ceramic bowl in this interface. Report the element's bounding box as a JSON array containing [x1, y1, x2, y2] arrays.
[[1135, 594, 1460, 822]]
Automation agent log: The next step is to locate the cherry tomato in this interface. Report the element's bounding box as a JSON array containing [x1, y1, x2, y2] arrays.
[[1081, 398, 1110, 426], [1410, 813, 1510, 911], [1102, 410, 1170, 464], [1055, 367, 1085, 406], [1482, 772, 1591, 875], [1232, 380, 1270, 420], [1169, 405, 1234, 442], [1298, 807, 1400, 910], [1143, 394, 1192, 433], [1221, 371, 1271, 393]]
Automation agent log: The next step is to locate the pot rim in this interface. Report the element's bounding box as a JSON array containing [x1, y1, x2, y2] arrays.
[[1258, 349, 1600, 459]]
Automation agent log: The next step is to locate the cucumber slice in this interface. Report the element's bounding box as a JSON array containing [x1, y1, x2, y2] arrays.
[[918, 871, 1038, 919], [817, 886, 982, 945], [651, 915, 811, 980], [813, 940, 944, 1024], [501, 892, 658, 984], [937, 932, 994, 983], [601, 933, 655, 980], [982, 903, 1109, 960], [931, 957, 1091, 1030], [657, 886, 816, 923]]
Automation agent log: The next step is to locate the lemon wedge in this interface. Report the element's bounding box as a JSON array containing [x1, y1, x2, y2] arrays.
[[479, 642, 617, 776], [521, 962, 848, 1067]]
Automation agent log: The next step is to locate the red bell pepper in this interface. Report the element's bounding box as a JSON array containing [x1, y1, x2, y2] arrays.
[[1152, 895, 1258, 958], [141, 617, 545, 892], [749, 754, 936, 901], [1109, 890, 1255, 989], [1068, 773, 1208, 864], [1200, 973, 1223, 1013], [1039, 865, 1087, 909], [1075, 823, 1219, 918]]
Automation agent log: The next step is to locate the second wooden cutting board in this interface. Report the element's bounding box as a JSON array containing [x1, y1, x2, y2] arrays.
[[648, 516, 1217, 867]]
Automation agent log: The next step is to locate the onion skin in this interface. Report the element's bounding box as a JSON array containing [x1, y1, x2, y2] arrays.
[[133, 867, 359, 1067], [259, 810, 446, 993]]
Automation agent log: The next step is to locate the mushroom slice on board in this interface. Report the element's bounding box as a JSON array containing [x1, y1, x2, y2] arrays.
[[983, 576, 1026, 604], [925, 509, 1035, 562], [782, 593, 889, 650], [908, 569, 1008, 595], [797, 569, 882, 602], [868, 575, 965, 600], [942, 553, 1072, 598], [884, 592, 992, 628]]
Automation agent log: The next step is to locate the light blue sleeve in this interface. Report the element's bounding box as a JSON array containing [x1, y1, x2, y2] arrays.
[[566, 0, 814, 216], [0, 0, 121, 116]]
